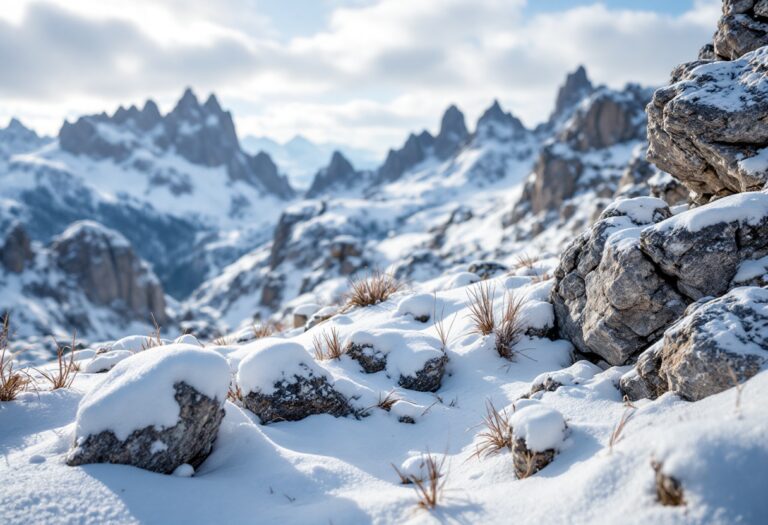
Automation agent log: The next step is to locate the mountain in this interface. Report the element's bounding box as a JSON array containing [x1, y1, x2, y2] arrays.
[[241, 134, 380, 189]]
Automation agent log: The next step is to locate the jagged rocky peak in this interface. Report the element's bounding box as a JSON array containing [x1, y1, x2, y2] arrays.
[[0, 117, 47, 158], [0, 221, 34, 274], [56, 88, 294, 199], [476, 100, 527, 141], [550, 65, 594, 122], [434, 104, 469, 159], [376, 130, 434, 184], [306, 151, 358, 198], [51, 220, 168, 324]]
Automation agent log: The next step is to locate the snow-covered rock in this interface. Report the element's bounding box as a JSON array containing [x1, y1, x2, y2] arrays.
[[237, 339, 352, 423], [713, 0, 768, 60], [622, 287, 768, 401], [343, 329, 447, 391], [67, 344, 229, 473], [509, 404, 567, 478]]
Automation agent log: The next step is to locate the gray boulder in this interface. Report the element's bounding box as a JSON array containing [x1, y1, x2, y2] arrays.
[[552, 197, 685, 365], [243, 364, 353, 424], [622, 287, 768, 401], [67, 382, 224, 473], [647, 46, 768, 204]]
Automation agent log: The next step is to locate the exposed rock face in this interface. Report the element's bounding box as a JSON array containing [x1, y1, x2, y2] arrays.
[[51, 221, 167, 323], [376, 131, 435, 184], [640, 192, 768, 300], [554, 191, 768, 365], [346, 343, 387, 373], [551, 198, 685, 365], [512, 437, 557, 479], [59, 88, 294, 199], [67, 382, 225, 474], [475, 100, 527, 142], [306, 151, 359, 198], [558, 87, 648, 152], [550, 65, 594, 123], [434, 105, 469, 159], [646, 46, 768, 204], [647, 171, 689, 206], [0, 118, 49, 159], [397, 355, 447, 392], [622, 287, 768, 401], [269, 201, 326, 269], [713, 0, 768, 60], [243, 364, 353, 424], [1, 223, 34, 273]]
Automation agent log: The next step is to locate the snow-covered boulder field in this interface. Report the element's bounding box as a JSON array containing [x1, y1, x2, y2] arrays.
[[67, 344, 230, 474]]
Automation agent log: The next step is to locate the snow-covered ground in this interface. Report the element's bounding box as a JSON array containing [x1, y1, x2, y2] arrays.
[[1, 273, 766, 524]]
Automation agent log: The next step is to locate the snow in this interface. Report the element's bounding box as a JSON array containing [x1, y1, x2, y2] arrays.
[[293, 303, 320, 317], [74, 344, 230, 441], [733, 255, 768, 284], [236, 338, 326, 395], [56, 220, 132, 249], [173, 334, 203, 346], [648, 191, 768, 234], [394, 293, 435, 320], [82, 350, 133, 374], [738, 146, 768, 175], [601, 196, 668, 224], [509, 404, 567, 452]]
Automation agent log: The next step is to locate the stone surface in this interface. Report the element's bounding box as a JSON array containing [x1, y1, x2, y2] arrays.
[[66, 382, 224, 474], [713, 1, 768, 60], [512, 437, 557, 479], [1, 222, 34, 273], [397, 355, 447, 393], [306, 151, 360, 199], [243, 365, 353, 424], [647, 47, 768, 204], [52, 221, 167, 324]]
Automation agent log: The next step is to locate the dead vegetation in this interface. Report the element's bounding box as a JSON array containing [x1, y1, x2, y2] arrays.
[[392, 452, 447, 510], [343, 271, 404, 311], [312, 327, 345, 361], [494, 292, 526, 360], [227, 376, 244, 404], [253, 322, 276, 339], [472, 399, 512, 459], [0, 314, 30, 401], [140, 313, 165, 351], [652, 459, 685, 507], [37, 333, 79, 390], [466, 282, 496, 335], [608, 406, 636, 453], [433, 295, 457, 352], [377, 390, 401, 411]]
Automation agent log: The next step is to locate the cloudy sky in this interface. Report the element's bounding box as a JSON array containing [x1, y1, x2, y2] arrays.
[[0, 0, 720, 156]]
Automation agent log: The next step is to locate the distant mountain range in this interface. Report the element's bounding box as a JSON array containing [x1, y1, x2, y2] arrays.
[[241, 134, 380, 189]]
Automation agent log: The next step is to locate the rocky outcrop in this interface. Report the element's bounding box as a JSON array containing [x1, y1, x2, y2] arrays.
[[67, 381, 224, 473], [59, 88, 294, 199], [475, 100, 527, 142], [713, 0, 768, 60], [551, 197, 684, 365], [647, 47, 768, 204], [553, 191, 768, 365], [1, 222, 34, 273], [306, 151, 359, 198], [51, 221, 168, 324], [621, 287, 768, 401]]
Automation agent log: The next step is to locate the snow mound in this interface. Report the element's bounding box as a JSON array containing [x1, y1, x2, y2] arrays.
[[75, 344, 230, 441], [174, 334, 203, 347], [82, 350, 133, 374], [650, 191, 768, 233], [236, 338, 327, 395], [509, 404, 567, 452], [109, 335, 163, 352], [394, 293, 435, 321], [345, 329, 444, 378], [601, 196, 669, 225], [531, 360, 602, 391]]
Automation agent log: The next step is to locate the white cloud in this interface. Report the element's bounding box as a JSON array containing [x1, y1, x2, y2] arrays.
[[0, 0, 721, 155]]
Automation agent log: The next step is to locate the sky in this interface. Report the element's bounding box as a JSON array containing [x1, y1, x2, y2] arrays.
[[0, 0, 721, 156]]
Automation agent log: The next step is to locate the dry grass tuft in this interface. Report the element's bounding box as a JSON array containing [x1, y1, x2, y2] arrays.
[[377, 390, 401, 411], [494, 292, 526, 360], [227, 376, 244, 404], [608, 407, 635, 453], [514, 252, 539, 271], [252, 322, 275, 339], [652, 460, 685, 506], [393, 453, 447, 510], [433, 295, 457, 352], [140, 313, 165, 351], [312, 327, 345, 361], [472, 399, 512, 459], [38, 333, 78, 390], [0, 314, 30, 401], [343, 271, 404, 311], [212, 334, 236, 346], [466, 282, 496, 336]]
